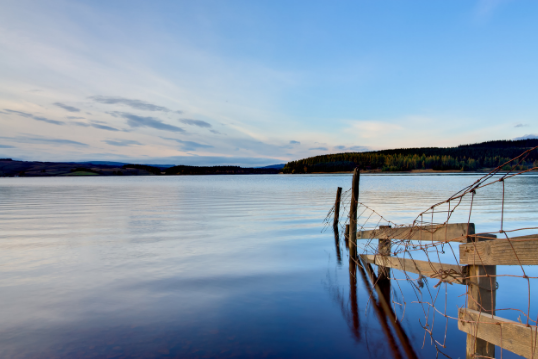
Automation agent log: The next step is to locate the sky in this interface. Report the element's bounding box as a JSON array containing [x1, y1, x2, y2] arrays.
[[1, 0, 537, 166]]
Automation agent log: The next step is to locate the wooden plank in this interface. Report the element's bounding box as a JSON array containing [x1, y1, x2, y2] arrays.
[[460, 237, 538, 265], [459, 308, 538, 359], [360, 254, 465, 284], [358, 223, 475, 242]]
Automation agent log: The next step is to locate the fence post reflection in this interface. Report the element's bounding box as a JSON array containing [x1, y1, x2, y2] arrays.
[[377, 226, 392, 301], [333, 225, 342, 264], [349, 246, 360, 338]]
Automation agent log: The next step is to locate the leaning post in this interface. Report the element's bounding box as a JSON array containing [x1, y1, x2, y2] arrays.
[[333, 187, 342, 229], [465, 226, 497, 359], [349, 168, 360, 262]]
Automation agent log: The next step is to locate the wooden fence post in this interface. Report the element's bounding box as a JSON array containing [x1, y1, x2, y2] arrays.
[[333, 187, 342, 229], [465, 227, 497, 359], [349, 168, 360, 261], [377, 225, 392, 300]]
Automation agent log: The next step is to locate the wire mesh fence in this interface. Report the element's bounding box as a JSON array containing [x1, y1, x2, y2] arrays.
[[324, 146, 538, 358]]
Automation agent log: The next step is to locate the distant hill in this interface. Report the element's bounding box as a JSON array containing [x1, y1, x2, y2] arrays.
[[0, 160, 159, 177], [79, 161, 176, 168], [0, 160, 281, 177], [164, 165, 279, 175], [282, 139, 538, 174], [259, 164, 285, 169]]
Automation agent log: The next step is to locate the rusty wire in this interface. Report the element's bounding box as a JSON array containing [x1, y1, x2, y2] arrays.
[[326, 145, 538, 358]]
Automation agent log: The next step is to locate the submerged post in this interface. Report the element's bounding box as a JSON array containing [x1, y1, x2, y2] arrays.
[[333, 187, 342, 229], [465, 229, 497, 359], [349, 168, 360, 261]]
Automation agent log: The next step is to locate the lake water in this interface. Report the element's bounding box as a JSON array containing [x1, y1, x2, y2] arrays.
[[1, 174, 537, 358]]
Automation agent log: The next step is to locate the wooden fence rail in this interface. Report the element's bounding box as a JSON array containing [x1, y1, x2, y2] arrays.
[[459, 308, 538, 359], [358, 223, 475, 242], [460, 237, 538, 265]]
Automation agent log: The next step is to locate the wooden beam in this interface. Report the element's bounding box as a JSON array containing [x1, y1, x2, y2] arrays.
[[460, 237, 538, 265], [360, 254, 465, 284], [459, 308, 538, 359], [358, 223, 475, 242]]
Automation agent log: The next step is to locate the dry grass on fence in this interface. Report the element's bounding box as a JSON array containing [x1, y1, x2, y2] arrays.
[[324, 146, 538, 359]]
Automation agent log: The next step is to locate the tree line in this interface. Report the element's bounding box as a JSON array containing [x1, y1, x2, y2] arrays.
[[282, 139, 538, 173]]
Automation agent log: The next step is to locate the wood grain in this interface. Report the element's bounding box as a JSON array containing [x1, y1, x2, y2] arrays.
[[459, 308, 538, 359], [358, 223, 475, 242], [460, 237, 538, 265]]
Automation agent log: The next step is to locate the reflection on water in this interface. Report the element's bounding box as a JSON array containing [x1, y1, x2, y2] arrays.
[[1, 174, 537, 358]]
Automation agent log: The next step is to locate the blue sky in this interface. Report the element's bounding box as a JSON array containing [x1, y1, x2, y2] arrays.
[[1, 0, 537, 166]]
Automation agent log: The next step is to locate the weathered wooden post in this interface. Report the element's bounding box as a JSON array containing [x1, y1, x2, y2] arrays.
[[377, 225, 392, 300], [348, 169, 360, 341], [333, 187, 342, 229], [465, 227, 497, 359], [349, 168, 360, 261]]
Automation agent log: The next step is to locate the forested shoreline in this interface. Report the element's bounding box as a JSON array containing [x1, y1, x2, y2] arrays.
[[282, 139, 538, 174]]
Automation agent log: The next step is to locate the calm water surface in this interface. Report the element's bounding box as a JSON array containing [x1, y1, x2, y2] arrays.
[[1, 174, 537, 358]]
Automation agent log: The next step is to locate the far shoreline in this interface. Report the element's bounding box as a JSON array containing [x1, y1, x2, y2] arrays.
[[296, 168, 538, 175]]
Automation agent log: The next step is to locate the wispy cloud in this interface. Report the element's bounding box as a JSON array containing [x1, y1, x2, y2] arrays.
[[34, 116, 65, 125], [309, 147, 328, 151], [73, 122, 90, 127], [90, 96, 174, 112], [92, 123, 120, 131], [334, 145, 369, 152], [515, 123, 529, 128], [54, 102, 80, 112], [162, 137, 213, 151], [209, 129, 221, 135], [67, 116, 85, 120], [110, 112, 185, 132], [289, 140, 300, 145], [71, 120, 119, 131], [4, 109, 65, 125], [0, 144, 15, 148], [180, 119, 211, 128], [0, 135, 87, 146], [103, 139, 142, 146], [514, 134, 538, 140]]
